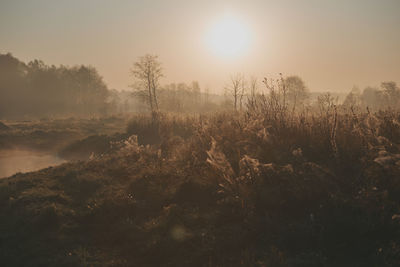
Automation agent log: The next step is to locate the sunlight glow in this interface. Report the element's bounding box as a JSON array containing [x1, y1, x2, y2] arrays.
[[206, 15, 250, 58]]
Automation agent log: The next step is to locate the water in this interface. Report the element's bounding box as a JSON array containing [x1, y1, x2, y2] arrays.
[[0, 149, 66, 178]]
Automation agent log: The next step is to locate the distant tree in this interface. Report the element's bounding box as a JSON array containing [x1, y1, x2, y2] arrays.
[[107, 89, 121, 114], [362, 87, 377, 104], [0, 53, 109, 118], [362, 86, 383, 110], [191, 81, 201, 106], [227, 73, 245, 111], [157, 81, 205, 112], [359, 82, 400, 110], [240, 76, 247, 110], [343, 86, 362, 108], [130, 54, 163, 114], [0, 53, 28, 117], [204, 86, 210, 105], [74, 66, 109, 115], [248, 76, 258, 108], [192, 81, 200, 93], [381, 81, 400, 108], [284, 75, 309, 112]]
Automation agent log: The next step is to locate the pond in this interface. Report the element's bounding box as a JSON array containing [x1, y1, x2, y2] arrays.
[[0, 149, 66, 178]]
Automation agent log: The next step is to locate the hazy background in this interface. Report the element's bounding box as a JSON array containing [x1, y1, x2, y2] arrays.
[[1, 0, 399, 92]]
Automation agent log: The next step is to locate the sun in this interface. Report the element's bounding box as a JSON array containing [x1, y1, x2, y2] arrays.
[[206, 15, 250, 58]]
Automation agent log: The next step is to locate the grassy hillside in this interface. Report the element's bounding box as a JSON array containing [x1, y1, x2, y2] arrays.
[[1, 108, 400, 266]]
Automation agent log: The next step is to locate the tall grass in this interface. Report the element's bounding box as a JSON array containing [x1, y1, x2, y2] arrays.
[[1, 98, 400, 265]]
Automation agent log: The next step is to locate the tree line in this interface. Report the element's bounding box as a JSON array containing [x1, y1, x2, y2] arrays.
[[0, 53, 222, 119], [2, 52, 397, 119], [129, 55, 311, 114], [343, 82, 400, 110], [0, 53, 109, 118]]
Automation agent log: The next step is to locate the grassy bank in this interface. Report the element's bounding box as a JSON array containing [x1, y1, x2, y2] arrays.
[[0, 108, 399, 266]]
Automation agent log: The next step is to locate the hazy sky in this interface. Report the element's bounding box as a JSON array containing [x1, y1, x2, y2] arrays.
[[1, 0, 399, 93]]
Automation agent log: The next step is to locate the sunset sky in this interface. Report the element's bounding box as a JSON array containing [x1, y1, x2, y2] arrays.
[[1, 0, 399, 93]]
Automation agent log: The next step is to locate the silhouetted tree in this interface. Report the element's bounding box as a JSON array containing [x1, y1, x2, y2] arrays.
[[0, 53, 28, 117], [248, 76, 258, 108], [227, 73, 245, 111], [0, 53, 109, 118], [284, 75, 310, 112], [130, 54, 163, 114]]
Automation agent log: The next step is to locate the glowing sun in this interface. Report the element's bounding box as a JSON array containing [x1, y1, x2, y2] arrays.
[[206, 15, 251, 58]]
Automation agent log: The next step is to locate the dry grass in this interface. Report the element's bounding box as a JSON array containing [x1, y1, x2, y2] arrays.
[[1, 102, 400, 266]]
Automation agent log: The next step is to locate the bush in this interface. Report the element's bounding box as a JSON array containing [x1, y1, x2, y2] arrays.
[[1, 107, 400, 266]]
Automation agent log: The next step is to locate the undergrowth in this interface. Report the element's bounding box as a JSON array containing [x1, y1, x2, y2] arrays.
[[0, 106, 400, 266]]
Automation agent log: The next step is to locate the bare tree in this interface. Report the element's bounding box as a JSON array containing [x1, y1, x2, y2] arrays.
[[130, 54, 163, 113], [239, 76, 247, 110], [248, 76, 258, 107], [227, 73, 245, 111]]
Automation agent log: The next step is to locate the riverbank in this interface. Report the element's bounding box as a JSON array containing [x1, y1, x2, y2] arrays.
[[0, 111, 399, 266], [0, 149, 66, 178]]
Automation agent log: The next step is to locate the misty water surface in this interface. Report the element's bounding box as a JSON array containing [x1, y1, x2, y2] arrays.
[[0, 149, 65, 178]]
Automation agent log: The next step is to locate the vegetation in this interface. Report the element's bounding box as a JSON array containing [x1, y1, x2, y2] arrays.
[[1, 92, 400, 266], [343, 82, 400, 111], [0, 116, 128, 153], [0, 53, 111, 119], [130, 54, 163, 114], [0, 53, 228, 119], [1, 52, 400, 266]]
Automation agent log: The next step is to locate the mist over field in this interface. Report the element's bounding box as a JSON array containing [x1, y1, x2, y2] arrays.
[[0, 149, 65, 178], [1, 1, 400, 266]]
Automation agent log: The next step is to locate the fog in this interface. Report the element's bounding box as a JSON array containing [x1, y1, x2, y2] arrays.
[[0, 149, 65, 178], [1, 1, 399, 92], [1, 1, 400, 265], [0, 53, 109, 119]]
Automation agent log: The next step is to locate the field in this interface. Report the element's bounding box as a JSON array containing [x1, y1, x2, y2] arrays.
[[2, 1, 399, 266], [1, 105, 400, 266]]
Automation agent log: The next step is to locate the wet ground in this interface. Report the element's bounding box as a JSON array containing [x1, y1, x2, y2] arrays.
[[0, 149, 66, 178]]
